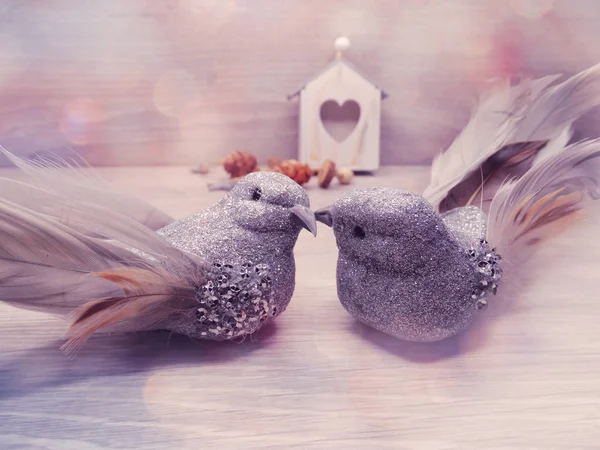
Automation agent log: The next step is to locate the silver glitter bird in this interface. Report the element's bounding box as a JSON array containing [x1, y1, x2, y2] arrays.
[[317, 62, 600, 342], [0, 150, 316, 353]]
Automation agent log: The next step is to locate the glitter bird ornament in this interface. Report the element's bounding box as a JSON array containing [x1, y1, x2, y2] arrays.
[[316, 63, 600, 342], [0, 150, 316, 353]]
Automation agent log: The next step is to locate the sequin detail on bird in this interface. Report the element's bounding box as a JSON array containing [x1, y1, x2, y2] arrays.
[[193, 261, 276, 340], [468, 239, 502, 303]]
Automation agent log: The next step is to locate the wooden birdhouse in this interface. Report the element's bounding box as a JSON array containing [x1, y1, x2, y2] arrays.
[[288, 37, 388, 172]]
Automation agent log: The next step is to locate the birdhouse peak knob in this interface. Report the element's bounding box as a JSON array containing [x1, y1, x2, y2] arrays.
[[334, 36, 351, 57]]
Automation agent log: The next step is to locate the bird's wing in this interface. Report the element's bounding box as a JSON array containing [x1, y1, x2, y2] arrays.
[[0, 147, 173, 230], [423, 63, 600, 213], [486, 139, 600, 263]]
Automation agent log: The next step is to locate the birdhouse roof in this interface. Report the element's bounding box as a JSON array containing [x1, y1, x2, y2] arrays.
[[287, 58, 389, 100]]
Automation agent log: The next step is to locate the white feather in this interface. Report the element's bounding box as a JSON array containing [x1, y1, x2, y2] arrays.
[[0, 149, 208, 352], [424, 63, 600, 209], [531, 126, 573, 165], [0, 146, 173, 230], [487, 139, 600, 260], [0, 186, 201, 308]]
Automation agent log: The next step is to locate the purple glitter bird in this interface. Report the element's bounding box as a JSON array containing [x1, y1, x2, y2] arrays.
[[0, 151, 316, 354], [317, 62, 600, 342]]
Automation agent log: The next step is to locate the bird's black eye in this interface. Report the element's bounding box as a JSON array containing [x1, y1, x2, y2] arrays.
[[352, 226, 365, 239], [251, 187, 262, 201]]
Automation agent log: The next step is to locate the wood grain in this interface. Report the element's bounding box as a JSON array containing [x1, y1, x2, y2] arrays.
[[1, 166, 600, 449]]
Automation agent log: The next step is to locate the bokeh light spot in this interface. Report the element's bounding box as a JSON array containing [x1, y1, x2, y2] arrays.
[[153, 70, 198, 118], [59, 97, 103, 145]]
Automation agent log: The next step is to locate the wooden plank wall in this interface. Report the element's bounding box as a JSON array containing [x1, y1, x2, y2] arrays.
[[1, 0, 600, 166]]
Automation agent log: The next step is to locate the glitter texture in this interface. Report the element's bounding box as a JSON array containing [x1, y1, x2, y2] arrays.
[[441, 206, 486, 248], [156, 171, 312, 340], [167, 261, 277, 340], [327, 188, 503, 342]]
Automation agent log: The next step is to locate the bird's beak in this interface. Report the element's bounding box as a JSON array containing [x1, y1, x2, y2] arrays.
[[315, 206, 333, 228], [290, 205, 318, 237]]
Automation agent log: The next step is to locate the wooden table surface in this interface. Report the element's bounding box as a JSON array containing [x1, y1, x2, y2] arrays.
[[1, 166, 600, 450]]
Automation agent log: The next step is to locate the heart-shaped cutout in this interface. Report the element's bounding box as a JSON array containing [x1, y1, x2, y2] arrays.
[[319, 99, 361, 143]]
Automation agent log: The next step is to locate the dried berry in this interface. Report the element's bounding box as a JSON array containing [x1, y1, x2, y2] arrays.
[[272, 159, 312, 185], [223, 151, 259, 178]]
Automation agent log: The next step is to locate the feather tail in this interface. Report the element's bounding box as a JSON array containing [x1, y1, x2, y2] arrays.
[[424, 63, 600, 212], [61, 267, 201, 355], [487, 139, 600, 262], [0, 194, 205, 353], [0, 146, 173, 230], [0, 150, 208, 353]]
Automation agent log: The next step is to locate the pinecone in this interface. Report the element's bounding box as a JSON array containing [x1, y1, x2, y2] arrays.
[[272, 159, 312, 185], [223, 151, 258, 178]]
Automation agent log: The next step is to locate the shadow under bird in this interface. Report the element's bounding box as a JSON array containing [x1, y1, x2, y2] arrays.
[[316, 62, 600, 342], [0, 150, 316, 354]]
